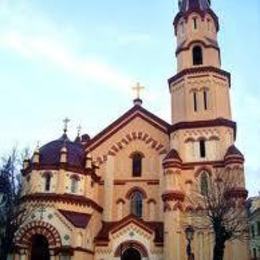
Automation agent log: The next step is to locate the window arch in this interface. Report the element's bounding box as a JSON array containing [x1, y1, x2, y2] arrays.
[[192, 46, 203, 65], [130, 191, 143, 218], [200, 171, 209, 196], [131, 152, 144, 177]]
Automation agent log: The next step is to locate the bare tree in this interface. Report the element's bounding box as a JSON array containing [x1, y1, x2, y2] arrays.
[[187, 168, 249, 260], [0, 147, 31, 260]]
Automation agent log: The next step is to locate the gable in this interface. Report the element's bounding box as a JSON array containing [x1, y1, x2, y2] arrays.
[[95, 215, 163, 246], [86, 105, 170, 164]]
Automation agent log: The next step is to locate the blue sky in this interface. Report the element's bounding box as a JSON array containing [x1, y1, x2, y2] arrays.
[[0, 0, 259, 195]]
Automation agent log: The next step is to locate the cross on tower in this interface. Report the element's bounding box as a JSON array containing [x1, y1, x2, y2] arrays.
[[63, 117, 70, 134], [132, 82, 145, 100]]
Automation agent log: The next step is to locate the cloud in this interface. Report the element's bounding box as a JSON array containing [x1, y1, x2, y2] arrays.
[[0, 1, 134, 93]]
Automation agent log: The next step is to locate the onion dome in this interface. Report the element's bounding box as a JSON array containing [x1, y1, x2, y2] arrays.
[[179, 0, 211, 12], [163, 149, 182, 169], [174, 0, 219, 32], [39, 133, 85, 168], [224, 145, 244, 164]]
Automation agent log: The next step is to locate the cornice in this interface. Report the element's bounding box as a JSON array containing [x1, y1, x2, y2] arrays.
[[20, 193, 103, 213], [168, 66, 231, 87], [169, 118, 237, 140]]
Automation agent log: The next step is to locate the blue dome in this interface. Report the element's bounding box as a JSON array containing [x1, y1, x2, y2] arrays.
[[39, 134, 85, 168]]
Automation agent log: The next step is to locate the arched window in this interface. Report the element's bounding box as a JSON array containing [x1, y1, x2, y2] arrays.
[[131, 191, 143, 218], [203, 90, 208, 110], [71, 177, 79, 193], [199, 139, 206, 158], [44, 174, 51, 191], [193, 91, 198, 112], [192, 17, 198, 30], [132, 152, 143, 177], [200, 172, 209, 196], [193, 46, 203, 65]]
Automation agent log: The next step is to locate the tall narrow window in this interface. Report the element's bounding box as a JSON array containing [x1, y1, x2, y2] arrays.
[[199, 140, 206, 158], [71, 177, 79, 193], [132, 153, 143, 177], [192, 17, 198, 29], [193, 92, 198, 112], [203, 90, 208, 110], [193, 46, 203, 65], [44, 174, 51, 191], [131, 191, 143, 218], [200, 172, 209, 196]]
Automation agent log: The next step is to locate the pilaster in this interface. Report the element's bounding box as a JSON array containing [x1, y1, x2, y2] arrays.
[[103, 155, 115, 221]]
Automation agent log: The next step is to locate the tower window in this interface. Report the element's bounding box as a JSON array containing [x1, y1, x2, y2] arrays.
[[131, 152, 143, 177], [44, 173, 51, 191], [199, 140, 206, 158], [200, 172, 209, 196], [203, 90, 208, 110], [192, 46, 203, 65], [130, 191, 143, 218], [192, 17, 198, 30], [193, 92, 198, 112]]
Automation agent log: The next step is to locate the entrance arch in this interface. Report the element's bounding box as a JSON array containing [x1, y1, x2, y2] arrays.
[[122, 248, 141, 260], [114, 240, 148, 259], [31, 235, 50, 260]]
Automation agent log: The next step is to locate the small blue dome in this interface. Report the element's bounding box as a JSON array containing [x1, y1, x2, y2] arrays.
[[39, 134, 85, 168]]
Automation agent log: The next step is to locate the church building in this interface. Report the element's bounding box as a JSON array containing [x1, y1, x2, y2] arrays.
[[13, 0, 250, 259]]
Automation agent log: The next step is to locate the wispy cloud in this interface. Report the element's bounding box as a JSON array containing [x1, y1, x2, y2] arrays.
[[0, 1, 134, 93]]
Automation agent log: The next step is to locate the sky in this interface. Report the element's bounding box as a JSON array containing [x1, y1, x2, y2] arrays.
[[0, 0, 259, 195]]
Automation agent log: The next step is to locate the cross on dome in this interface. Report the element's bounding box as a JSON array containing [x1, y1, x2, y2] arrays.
[[77, 124, 82, 137], [63, 117, 70, 134]]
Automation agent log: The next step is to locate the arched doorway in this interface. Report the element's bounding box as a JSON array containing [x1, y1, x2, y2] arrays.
[[30, 235, 50, 260], [122, 248, 141, 260]]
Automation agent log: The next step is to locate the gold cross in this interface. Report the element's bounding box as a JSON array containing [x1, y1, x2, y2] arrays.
[[63, 117, 70, 133], [132, 82, 145, 100]]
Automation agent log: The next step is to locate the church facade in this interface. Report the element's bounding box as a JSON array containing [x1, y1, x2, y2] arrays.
[[13, 0, 250, 259]]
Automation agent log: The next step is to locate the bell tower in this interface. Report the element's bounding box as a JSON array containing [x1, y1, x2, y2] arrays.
[[169, 0, 232, 125]]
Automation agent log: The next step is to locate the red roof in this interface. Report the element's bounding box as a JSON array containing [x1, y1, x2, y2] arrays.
[[225, 145, 244, 159], [164, 149, 182, 161], [95, 214, 164, 245], [59, 209, 91, 228]]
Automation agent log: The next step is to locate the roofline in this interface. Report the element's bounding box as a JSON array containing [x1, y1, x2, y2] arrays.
[[86, 105, 171, 151]]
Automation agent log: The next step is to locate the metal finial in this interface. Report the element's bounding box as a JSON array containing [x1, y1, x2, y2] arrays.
[[77, 125, 82, 137], [63, 117, 70, 134]]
